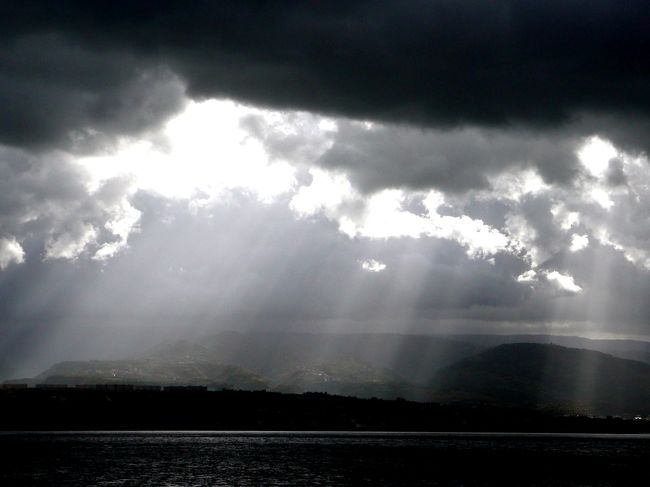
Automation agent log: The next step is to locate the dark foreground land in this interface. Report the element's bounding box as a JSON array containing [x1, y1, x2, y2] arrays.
[[2, 388, 650, 433]]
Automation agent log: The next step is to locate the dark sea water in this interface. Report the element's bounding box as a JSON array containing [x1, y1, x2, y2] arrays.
[[2, 431, 650, 486]]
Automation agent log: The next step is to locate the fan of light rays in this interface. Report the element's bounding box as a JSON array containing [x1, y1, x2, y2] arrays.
[[530, 135, 647, 414]]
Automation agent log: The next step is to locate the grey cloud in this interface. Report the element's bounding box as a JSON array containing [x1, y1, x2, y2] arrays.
[[0, 34, 186, 152], [0, 193, 538, 332], [239, 110, 586, 195], [316, 123, 581, 193], [605, 158, 627, 187], [1, 1, 650, 155], [0, 145, 139, 262], [0, 148, 87, 236], [7, 189, 650, 339]]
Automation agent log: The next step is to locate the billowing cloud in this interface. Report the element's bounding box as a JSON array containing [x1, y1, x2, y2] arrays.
[[546, 271, 582, 294], [0, 32, 186, 152], [569, 234, 589, 253], [0, 237, 24, 269], [2, 99, 650, 335], [317, 123, 581, 193], [1, 1, 650, 156], [0, 146, 141, 263], [360, 259, 387, 273]]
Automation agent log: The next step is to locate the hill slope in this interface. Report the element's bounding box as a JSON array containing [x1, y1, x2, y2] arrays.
[[25, 332, 478, 400], [22, 334, 650, 412], [447, 334, 650, 365], [184, 331, 478, 384], [35, 358, 268, 390], [432, 343, 650, 416]]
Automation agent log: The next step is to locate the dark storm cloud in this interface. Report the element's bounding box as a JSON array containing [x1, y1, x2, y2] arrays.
[[0, 33, 185, 151], [1, 1, 650, 153]]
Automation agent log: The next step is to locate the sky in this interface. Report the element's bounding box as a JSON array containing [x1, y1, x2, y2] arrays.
[[2, 1, 650, 373]]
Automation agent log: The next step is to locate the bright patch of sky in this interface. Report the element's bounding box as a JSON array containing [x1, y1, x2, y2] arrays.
[[517, 269, 537, 283], [0, 237, 25, 269], [360, 259, 387, 272], [79, 100, 297, 203], [546, 271, 582, 294], [569, 234, 589, 252], [578, 137, 617, 178]]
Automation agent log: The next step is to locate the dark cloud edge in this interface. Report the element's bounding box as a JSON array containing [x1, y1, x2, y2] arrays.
[[0, 1, 649, 154]]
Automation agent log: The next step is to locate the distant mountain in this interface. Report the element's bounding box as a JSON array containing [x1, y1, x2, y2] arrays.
[[186, 331, 479, 383], [446, 334, 650, 365], [19, 332, 650, 411], [35, 358, 268, 390], [0, 358, 16, 382], [24, 332, 477, 400], [432, 343, 650, 416], [271, 356, 433, 400]]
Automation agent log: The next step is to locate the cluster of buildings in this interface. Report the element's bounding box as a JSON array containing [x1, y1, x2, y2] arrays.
[[0, 383, 208, 392]]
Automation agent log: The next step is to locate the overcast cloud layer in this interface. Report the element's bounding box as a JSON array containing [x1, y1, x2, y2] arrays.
[[1, 1, 650, 153], [2, 1, 650, 375]]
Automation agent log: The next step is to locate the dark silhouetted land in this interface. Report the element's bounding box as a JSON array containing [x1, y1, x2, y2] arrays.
[[2, 387, 650, 433]]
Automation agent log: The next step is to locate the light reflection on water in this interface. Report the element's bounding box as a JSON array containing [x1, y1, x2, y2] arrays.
[[2, 432, 650, 486]]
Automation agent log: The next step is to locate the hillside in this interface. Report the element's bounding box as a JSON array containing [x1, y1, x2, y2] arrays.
[[432, 343, 650, 416], [447, 334, 650, 365], [35, 358, 268, 390], [23, 332, 478, 400], [178, 331, 479, 383], [19, 334, 650, 412]]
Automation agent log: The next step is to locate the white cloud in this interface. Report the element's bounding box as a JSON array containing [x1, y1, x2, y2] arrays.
[[546, 271, 582, 294], [294, 184, 513, 259], [45, 223, 97, 260], [487, 169, 549, 201], [360, 259, 386, 273], [349, 190, 431, 239], [290, 169, 354, 218], [78, 100, 299, 204], [5, 95, 650, 333], [569, 234, 589, 252], [505, 213, 547, 267], [578, 136, 617, 178], [93, 199, 141, 261], [590, 187, 614, 210], [0, 237, 25, 269], [71, 100, 650, 279], [551, 204, 580, 231], [517, 269, 537, 283]]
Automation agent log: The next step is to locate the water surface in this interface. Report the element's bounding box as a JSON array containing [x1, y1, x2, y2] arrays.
[[2, 431, 648, 486]]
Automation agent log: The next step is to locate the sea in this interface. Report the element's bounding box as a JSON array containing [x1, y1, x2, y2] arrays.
[[1, 431, 649, 486]]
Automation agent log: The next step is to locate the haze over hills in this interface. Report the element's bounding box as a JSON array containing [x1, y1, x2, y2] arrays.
[[432, 343, 650, 416], [12, 331, 650, 416], [181, 332, 479, 384], [446, 334, 650, 366], [35, 358, 268, 391], [27, 332, 475, 401]]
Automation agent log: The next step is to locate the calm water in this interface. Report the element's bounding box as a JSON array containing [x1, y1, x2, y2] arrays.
[[2, 431, 650, 486]]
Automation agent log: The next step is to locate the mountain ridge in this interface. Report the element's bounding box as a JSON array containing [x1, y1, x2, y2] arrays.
[[11, 332, 650, 416], [432, 342, 650, 416]]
